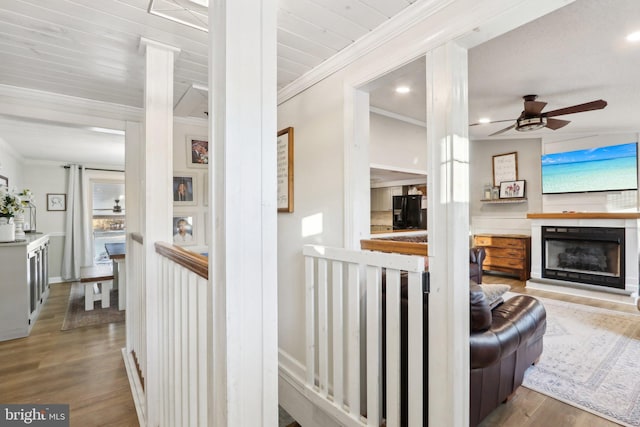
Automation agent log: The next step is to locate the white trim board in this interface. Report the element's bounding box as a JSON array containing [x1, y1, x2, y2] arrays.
[[526, 279, 638, 307]]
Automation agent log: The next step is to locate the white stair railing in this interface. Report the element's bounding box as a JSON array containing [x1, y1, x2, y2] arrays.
[[303, 244, 426, 427], [123, 233, 147, 424], [123, 237, 209, 427], [153, 242, 209, 427]]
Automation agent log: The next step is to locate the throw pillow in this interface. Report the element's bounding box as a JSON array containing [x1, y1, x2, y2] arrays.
[[479, 284, 511, 309]]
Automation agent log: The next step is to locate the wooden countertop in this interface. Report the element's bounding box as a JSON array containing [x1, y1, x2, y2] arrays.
[[527, 212, 640, 219]]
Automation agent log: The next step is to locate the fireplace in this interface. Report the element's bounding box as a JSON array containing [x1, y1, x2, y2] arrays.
[[542, 226, 625, 289]]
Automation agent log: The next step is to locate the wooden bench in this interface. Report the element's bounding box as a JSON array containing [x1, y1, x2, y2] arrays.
[[80, 264, 114, 311]]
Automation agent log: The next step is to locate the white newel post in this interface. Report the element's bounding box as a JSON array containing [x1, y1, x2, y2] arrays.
[[140, 37, 179, 427], [209, 1, 278, 426], [426, 42, 470, 427]]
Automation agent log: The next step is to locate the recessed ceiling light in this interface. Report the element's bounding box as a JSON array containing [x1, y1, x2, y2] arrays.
[[626, 31, 640, 42], [395, 86, 410, 94], [478, 117, 491, 124]]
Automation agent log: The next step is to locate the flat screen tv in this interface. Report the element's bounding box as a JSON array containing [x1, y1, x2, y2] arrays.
[[541, 142, 638, 194]]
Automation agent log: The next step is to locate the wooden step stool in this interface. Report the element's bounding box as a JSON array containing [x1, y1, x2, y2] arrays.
[[80, 264, 114, 311]]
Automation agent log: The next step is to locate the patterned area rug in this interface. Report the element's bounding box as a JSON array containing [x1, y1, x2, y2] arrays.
[[522, 297, 640, 427], [61, 282, 125, 331]]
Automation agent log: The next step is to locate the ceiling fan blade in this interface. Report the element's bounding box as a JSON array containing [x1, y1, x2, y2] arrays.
[[488, 124, 516, 136], [543, 99, 607, 117], [545, 118, 571, 130], [469, 119, 514, 127], [524, 100, 547, 116]]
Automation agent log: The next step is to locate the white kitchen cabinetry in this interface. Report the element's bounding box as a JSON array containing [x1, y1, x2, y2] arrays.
[[0, 234, 49, 341], [371, 186, 403, 211]]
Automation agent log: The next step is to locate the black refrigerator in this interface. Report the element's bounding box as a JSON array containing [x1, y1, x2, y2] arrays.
[[392, 195, 425, 230]]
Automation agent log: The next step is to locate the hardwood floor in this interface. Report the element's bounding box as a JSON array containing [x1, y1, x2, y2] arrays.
[[0, 282, 139, 427], [478, 273, 634, 427]]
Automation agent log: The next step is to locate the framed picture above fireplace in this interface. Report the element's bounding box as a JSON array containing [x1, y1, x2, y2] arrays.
[[499, 180, 525, 199]]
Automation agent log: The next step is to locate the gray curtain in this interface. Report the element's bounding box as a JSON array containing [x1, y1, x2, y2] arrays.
[[61, 165, 92, 280]]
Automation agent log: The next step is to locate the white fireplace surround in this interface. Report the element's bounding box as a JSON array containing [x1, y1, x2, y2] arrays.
[[527, 213, 640, 299]]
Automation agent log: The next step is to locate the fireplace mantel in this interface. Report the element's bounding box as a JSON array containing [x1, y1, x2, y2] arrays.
[[527, 212, 640, 219]]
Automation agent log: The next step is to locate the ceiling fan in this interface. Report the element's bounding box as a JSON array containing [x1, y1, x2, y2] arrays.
[[471, 95, 607, 136]]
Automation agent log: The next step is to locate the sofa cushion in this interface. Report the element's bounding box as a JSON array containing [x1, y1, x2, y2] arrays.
[[479, 284, 511, 309], [470, 283, 492, 332]]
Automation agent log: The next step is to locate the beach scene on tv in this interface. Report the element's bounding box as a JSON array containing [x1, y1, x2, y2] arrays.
[[541, 142, 638, 194]]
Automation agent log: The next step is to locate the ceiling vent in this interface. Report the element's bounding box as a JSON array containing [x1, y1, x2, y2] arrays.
[[148, 0, 208, 32]]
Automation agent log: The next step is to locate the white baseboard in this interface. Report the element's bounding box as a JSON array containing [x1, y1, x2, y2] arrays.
[[527, 278, 639, 308], [122, 348, 146, 427], [48, 276, 64, 284]]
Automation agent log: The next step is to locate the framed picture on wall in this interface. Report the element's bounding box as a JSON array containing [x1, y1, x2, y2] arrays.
[[0, 175, 7, 187], [277, 127, 294, 213], [47, 193, 67, 211], [492, 152, 518, 187], [499, 180, 526, 199], [186, 136, 209, 168], [172, 215, 196, 246], [173, 174, 196, 205]]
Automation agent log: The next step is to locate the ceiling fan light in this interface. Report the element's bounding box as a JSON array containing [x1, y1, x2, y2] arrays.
[[516, 116, 547, 132]]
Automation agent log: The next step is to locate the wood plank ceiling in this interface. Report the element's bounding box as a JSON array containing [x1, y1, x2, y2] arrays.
[[0, 0, 417, 112]]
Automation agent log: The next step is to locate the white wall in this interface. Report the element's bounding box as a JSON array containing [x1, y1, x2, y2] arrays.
[[469, 137, 542, 235], [22, 162, 68, 280], [370, 112, 427, 173], [277, 75, 345, 363], [0, 137, 24, 189]]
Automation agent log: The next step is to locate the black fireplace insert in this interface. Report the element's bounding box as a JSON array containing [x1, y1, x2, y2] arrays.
[[541, 226, 625, 289]]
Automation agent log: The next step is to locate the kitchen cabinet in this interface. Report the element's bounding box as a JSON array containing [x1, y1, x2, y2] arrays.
[[371, 186, 403, 211], [0, 234, 49, 341]]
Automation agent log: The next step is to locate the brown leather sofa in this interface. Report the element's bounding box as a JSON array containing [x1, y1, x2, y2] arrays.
[[382, 278, 546, 427], [469, 283, 546, 426]]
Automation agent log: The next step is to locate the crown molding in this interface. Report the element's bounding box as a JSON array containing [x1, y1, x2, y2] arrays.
[[276, 0, 454, 105], [0, 135, 24, 162], [174, 116, 208, 127], [370, 107, 426, 128], [0, 84, 143, 126]]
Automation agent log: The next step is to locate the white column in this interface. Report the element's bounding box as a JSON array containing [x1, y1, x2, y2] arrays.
[[140, 37, 180, 427], [425, 41, 470, 427], [208, 1, 278, 426], [124, 120, 142, 349]]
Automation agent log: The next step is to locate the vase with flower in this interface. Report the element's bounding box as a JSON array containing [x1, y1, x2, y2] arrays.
[[0, 186, 32, 242]]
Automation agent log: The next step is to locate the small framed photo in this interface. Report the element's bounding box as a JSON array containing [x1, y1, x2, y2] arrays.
[[187, 136, 209, 168], [173, 174, 196, 205], [499, 180, 526, 199], [47, 193, 67, 211], [0, 175, 7, 187], [172, 215, 196, 246]]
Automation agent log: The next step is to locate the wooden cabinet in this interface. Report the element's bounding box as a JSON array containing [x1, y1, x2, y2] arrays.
[[473, 234, 531, 281], [0, 234, 49, 341]]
